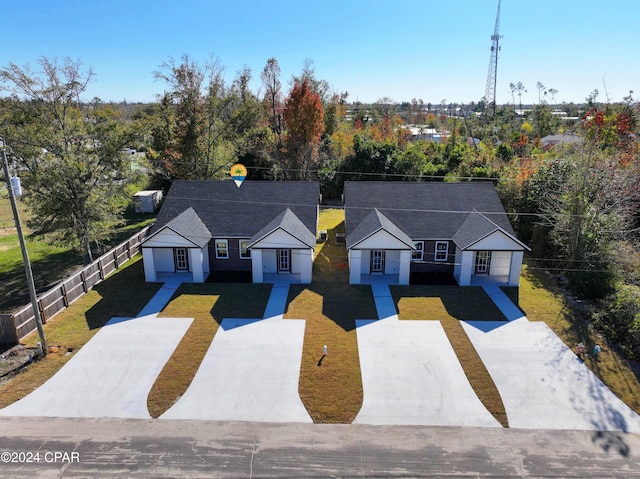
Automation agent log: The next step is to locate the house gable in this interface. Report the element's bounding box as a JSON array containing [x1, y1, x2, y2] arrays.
[[143, 207, 211, 249], [462, 229, 526, 251], [249, 208, 316, 249], [143, 227, 203, 248], [348, 208, 414, 250], [351, 228, 415, 250]]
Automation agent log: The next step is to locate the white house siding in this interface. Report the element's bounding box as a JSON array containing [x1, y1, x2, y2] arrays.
[[143, 229, 195, 248], [352, 230, 411, 251], [384, 250, 400, 275], [154, 248, 176, 272], [262, 250, 277, 273], [253, 229, 308, 249], [490, 251, 511, 276], [466, 230, 522, 251]]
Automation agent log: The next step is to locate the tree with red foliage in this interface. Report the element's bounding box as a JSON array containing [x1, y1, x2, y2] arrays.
[[282, 78, 324, 179]]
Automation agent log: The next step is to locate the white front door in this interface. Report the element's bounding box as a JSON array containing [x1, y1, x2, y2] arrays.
[[278, 249, 290, 272], [174, 248, 189, 271], [475, 251, 491, 275], [371, 250, 385, 273]]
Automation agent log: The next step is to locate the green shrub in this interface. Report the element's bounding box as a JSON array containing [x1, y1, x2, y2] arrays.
[[592, 284, 640, 360]]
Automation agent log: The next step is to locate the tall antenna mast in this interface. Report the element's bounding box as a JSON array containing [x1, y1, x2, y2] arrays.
[[484, 0, 502, 116]]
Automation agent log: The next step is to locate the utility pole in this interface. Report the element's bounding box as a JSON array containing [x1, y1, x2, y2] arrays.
[[1, 139, 47, 354]]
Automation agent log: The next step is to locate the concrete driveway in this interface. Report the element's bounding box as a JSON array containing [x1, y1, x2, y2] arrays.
[[354, 278, 500, 427], [161, 284, 312, 423], [0, 281, 191, 419], [354, 317, 500, 427], [0, 314, 192, 419], [463, 318, 640, 432]]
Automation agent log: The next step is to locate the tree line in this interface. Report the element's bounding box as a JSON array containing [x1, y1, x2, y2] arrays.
[[1, 56, 639, 359]]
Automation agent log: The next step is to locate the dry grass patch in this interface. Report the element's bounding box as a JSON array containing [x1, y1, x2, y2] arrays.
[[286, 207, 377, 423], [508, 264, 640, 413], [148, 282, 271, 418], [392, 285, 509, 427], [0, 258, 160, 408]]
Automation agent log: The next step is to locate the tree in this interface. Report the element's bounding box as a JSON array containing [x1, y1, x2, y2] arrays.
[[0, 57, 139, 263], [260, 57, 283, 145], [282, 78, 324, 179]]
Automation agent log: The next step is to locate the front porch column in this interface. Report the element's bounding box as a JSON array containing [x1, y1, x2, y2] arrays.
[[252, 250, 263, 283], [399, 250, 411, 285], [508, 251, 524, 286], [349, 249, 362, 284], [459, 250, 474, 286], [142, 248, 157, 282], [300, 249, 313, 284], [190, 248, 204, 282]]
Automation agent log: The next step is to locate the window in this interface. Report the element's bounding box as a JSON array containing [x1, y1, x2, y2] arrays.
[[239, 239, 251, 259], [215, 239, 229, 259], [435, 241, 448, 261], [412, 241, 424, 261]]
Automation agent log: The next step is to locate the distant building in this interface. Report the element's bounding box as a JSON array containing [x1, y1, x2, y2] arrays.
[[540, 134, 583, 148]]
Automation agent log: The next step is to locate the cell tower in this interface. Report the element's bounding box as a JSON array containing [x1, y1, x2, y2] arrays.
[[484, 0, 502, 116]]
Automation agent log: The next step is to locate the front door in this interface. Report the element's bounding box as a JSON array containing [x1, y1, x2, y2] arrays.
[[475, 251, 491, 275], [371, 250, 385, 273], [174, 248, 189, 271], [278, 249, 290, 272]]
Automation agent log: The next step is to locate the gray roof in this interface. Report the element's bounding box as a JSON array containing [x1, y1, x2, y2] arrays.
[[452, 210, 502, 249], [160, 207, 212, 248], [344, 181, 522, 248], [250, 207, 317, 249], [347, 208, 415, 249], [148, 180, 318, 244]]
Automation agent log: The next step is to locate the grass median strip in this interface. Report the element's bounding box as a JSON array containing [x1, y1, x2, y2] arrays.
[[286, 208, 377, 423], [391, 285, 509, 428], [0, 258, 161, 409], [147, 282, 271, 418]]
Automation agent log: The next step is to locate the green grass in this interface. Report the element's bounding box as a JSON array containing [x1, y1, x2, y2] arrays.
[[285, 208, 377, 423], [391, 285, 509, 427], [509, 264, 640, 414], [147, 283, 271, 418], [0, 258, 161, 409], [0, 196, 155, 313]]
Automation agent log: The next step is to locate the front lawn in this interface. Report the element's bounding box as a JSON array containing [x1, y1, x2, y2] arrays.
[[285, 208, 377, 423]]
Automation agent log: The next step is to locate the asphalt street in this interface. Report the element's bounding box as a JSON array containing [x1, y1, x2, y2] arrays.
[[1, 417, 639, 478]]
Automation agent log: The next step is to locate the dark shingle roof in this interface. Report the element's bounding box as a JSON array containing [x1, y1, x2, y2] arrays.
[[347, 208, 414, 249], [344, 181, 519, 245], [150, 180, 318, 242], [161, 207, 212, 248], [250, 207, 316, 248], [452, 210, 502, 249]]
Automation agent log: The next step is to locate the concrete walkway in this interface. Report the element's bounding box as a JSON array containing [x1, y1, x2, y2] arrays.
[[0, 282, 191, 419], [161, 284, 312, 423], [354, 281, 500, 427]]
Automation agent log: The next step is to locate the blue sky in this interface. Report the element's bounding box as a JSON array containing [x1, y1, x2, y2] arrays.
[[2, 0, 638, 105]]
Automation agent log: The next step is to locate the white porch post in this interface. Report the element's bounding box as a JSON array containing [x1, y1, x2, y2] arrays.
[[349, 249, 362, 284], [300, 249, 313, 283], [459, 250, 474, 286], [190, 248, 204, 282], [399, 250, 411, 285], [508, 251, 524, 286], [142, 248, 157, 282], [252, 249, 263, 283]]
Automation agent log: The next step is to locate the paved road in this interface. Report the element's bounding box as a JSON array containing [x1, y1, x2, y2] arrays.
[[0, 417, 638, 478]]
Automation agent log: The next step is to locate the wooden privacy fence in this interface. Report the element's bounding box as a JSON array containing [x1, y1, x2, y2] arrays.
[[0, 226, 151, 344]]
